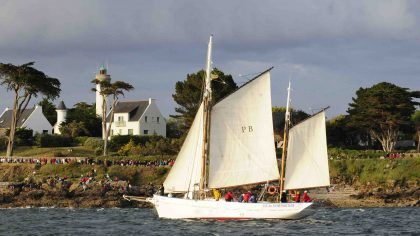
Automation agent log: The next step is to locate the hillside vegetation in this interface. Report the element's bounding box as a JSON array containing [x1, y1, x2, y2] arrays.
[[330, 157, 420, 187]]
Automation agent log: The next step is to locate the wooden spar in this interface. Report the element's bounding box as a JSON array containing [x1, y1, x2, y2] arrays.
[[199, 35, 213, 199], [199, 99, 210, 199], [279, 80, 291, 199]]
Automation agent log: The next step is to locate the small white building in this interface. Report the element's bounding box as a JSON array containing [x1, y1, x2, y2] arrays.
[[106, 99, 166, 137], [53, 101, 68, 134], [0, 105, 53, 135]]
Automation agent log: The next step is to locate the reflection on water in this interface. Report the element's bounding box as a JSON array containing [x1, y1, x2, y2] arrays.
[[0, 207, 419, 235]]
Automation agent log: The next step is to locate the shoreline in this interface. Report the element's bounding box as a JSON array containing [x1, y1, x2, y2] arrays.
[[1, 184, 418, 209], [311, 185, 419, 208], [1, 157, 419, 209]]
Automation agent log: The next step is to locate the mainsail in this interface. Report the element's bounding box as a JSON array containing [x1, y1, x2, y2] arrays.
[[284, 111, 330, 190], [208, 71, 280, 188], [164, 103, 204, 193]]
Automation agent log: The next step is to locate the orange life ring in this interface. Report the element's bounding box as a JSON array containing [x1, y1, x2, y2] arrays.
[[267, 186, 277, 195]]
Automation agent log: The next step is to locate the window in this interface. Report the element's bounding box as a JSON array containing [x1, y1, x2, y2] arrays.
[[144, 130, 149, 135], [145, 116, 148, 122], [111, 130, 114, 136], [128, 129, 133, 135], [157, 117, 160, 123], [42, 130, 48, 134], [118, 116, 124, 121]]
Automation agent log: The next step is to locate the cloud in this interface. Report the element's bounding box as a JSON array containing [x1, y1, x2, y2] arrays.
[[0, 0, 419, 118], [1, 0, 419, 54]]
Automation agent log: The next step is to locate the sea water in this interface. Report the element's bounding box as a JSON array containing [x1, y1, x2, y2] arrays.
[[0, 207, 418, 235]]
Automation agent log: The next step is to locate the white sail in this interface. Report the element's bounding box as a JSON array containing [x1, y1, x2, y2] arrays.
[[284, 111, 330, 190], [208, 71, 280, 189], [164, 103, 204, 193]]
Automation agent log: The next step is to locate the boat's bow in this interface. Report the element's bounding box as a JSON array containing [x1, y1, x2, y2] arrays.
[[123, 195, 155, 204]]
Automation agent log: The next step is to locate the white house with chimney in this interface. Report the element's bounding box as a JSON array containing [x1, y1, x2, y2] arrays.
[[0, 105, 53, 135], [106, 99, 166, 137]]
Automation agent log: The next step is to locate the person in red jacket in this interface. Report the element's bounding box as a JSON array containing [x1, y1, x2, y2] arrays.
[[303, 190, 311, 202], [225, 191, 234, 202], [244, 191, 251, 202], [294, 191, 301, 202]]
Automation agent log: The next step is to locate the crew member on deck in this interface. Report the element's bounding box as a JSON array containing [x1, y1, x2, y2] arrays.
[[281, 190, 288, 203], [159, 185, 164, 196], [225, 191, 234, 202], [294, 191, 301, 202], [213, 189, 220, 201], [244, 191, 251, 202], [303, 190, 311, 202]]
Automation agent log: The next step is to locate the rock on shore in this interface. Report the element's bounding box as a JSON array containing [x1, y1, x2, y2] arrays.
[[0, 183, 153, 208], [311, 184, 419, 208]]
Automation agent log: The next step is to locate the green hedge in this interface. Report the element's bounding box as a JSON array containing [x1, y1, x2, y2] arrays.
[[74, 136, 90, 146], [15, 128, 34, 146], [328, 148, 386, 160], [109, 135, 165, 151], [84, 137, 103, 149], [0, 137, 7, 150], [35, 134, 75, 147]]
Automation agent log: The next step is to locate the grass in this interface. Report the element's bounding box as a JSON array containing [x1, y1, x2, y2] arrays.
[[0, 146, 95, 157], [0, 162, 170, 186], [2, 145, 419, 189], [0, 164, 36, 182], [329, 157, 420, 186], [37, 162, 106, 180], [0, 146, 175, 161]]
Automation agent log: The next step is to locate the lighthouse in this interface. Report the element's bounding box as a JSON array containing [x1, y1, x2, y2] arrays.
[[95, 65, 111, 117], [54, 101, 67, 134]]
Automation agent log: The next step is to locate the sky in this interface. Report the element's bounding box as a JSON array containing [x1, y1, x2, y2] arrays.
[[0, 0, 419, 120]]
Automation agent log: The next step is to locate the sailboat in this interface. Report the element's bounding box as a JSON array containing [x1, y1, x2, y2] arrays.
[[124, 36, 330, 219]]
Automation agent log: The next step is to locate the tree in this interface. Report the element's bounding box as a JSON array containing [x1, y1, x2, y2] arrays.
[[172, 68, 237, 131], [63, 102, 101, 137], [272, 106, 310, 135], [38, 97, 57, 125], [0, 62, 60, 157], [411, 111, 420, 152], [326, 115, 361, 148], [59, 120, 90, 137], [92, 79, 134, 156], [347, 82, 419, 152], [166, 117, 184, 139]]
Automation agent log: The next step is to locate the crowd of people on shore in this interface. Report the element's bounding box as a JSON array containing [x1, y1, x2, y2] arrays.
[[0, 157, 174, 167], [386, 153, 405, 159]]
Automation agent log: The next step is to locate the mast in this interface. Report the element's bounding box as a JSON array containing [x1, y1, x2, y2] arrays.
[[199, 35, 213, 199], [279, 80, 291, 195]]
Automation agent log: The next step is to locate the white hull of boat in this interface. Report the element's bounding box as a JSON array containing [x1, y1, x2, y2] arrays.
[[148, 195, 313, 220]]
